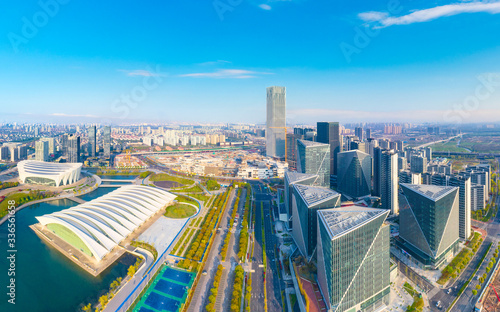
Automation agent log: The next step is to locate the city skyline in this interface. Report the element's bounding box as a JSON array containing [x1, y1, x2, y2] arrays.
[[2, 1, 500, 124]]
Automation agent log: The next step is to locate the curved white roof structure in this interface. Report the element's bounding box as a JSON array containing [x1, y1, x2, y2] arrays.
[[36, 185, 176, 261], [18, 160, 82, 187]]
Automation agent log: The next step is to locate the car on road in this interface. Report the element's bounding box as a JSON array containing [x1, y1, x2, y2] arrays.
[[202, 270, 207, 276], [436, 301, 441, 308], [447, 288, 452, 294]]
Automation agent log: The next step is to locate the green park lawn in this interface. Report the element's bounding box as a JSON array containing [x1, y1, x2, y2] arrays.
[[164, 203, 197, 219]]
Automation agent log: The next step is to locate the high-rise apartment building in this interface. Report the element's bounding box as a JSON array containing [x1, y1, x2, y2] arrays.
[[410, 155, 427, 174], [398, 184, 459, 269], [67, 135, 80, 163], [354, 127, 363, 141], [317, 207, 390, 312], [376, 149, 399, 214], [35, 140, 49, 162], [266, 86, 286, 158], [296, 139, 330, 188], [337, 150, 372, 198], [88, 125, 96, 157], [317, 122, 342, 176], [471, 184, 486, 212], [103, 126, 111, 158], [365, 128, 372, 139]]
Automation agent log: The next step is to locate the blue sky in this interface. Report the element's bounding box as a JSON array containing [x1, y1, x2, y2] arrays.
[[1, 0, 500, 125]]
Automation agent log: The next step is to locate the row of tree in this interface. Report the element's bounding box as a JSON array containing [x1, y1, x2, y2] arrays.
[[237, 184, 252, 261], [81, 276, 123, 312], [229, 265, 245, 312], [206, 264, 224, 312], [0, 181, 19, 190], [472, 242, 500, 296], [178, 188, 231, 269]]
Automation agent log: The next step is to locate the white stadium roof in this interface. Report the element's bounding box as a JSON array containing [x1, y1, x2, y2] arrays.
[[18, 160, 82, 187], [36, 185, 176, 261]]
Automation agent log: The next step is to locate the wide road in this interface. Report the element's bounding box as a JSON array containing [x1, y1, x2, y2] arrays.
[[250, 182, 266, 312], [249, 181, 283, 312]]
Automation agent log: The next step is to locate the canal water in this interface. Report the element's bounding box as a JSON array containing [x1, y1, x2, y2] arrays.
[[0, 188, 136, 312]]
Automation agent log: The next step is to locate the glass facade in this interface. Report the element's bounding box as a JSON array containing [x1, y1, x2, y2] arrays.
[[266, 86, 286, 158], [317, 122, 342, 175], [292, 185, 340, 258], [318, 209, 390, 312], [297, 140, 330, 188], [337, 150, 372, 198], [399, 184, 459, 266]]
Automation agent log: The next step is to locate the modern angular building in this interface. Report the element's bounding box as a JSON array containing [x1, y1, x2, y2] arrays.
[[284, 171, 318, 229], [266, 86, 286, 158], [36, 185, 176, 261], [398, 184, 460, 269], [291, 184, 340, 260], [337, 150, 372, 198], [422, 173, 472, 241], [18, 160, 82, 187], [317, 207, 390, 312], [297, 139, 331, 188], [317, 122, 342, 176]]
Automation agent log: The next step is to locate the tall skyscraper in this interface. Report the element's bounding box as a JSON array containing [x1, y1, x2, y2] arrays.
[[355, 127, 364, 141], [266, 86, 286, 158], [41, 137, 55, 155], [88, 125, 96, 157], [337, 150, 372, 198], [296, 139, 330, 188], [380, 149, 399, 214], [103, 126, 111, 158], [67, 135, 80, 163], [0, 146, 8, 161], [365, 128, 372, 139], [35, 140, 49, 162], [317, 207, 390, 312], [317, 122, 342, 176], [398, 184, 459, 269]]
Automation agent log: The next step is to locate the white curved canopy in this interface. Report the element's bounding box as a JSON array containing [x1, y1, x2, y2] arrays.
[[18, 160, 82, 187], [36, 185, 176, 261]]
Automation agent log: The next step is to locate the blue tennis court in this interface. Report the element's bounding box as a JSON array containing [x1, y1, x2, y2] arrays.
[[154, 279, 186, 299], [162, 267, 192, 285], [144, 292, 179, 312]]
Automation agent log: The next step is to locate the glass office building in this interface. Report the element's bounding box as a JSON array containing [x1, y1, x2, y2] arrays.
[[297, 139, 331, 188], [291, 184, 340, 260], [266, 86, 286, 158], [398, 183, 460, 269], [103, 126, 111, 158], [337, 150, 372, 198], [317, 207, 390, 312], [317, 122, 342, 176], [284, 171, 318, 230]]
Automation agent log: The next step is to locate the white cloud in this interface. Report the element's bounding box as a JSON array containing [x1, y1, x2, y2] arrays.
[[180, 69, 272, 79], [359, 1, 500, 28], [119, 69, 163, 77], [259, 4, 272, 10]]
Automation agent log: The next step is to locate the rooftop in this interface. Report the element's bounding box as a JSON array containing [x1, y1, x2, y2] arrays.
[[293, 184, 340, 207], [401, 183, 457, 201], [285, 171, 317, 184], [297, 139, 329, 148], [318, 207, 388, 239]]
